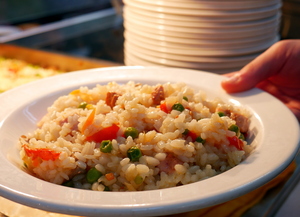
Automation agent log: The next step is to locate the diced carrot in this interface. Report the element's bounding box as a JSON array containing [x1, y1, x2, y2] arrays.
[[105, 173, 115, 181], [70, 89, 93, 102], [81, 108, 96, 134], [69, 89, 80, 95]]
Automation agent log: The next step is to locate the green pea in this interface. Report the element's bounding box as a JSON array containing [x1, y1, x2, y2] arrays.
[[29, 64, 40, 69], [100, 140, 113, 153], [124, 127, 139, 139], [62, 180, 74, 188], [183, 96, 188, 101], [127, 146, 142, 162], [229, 124, 240, 135], [217, 111, 225, 117], [86, 167, 102, 184], [104, 185, 111, 191], [182, 129, 190, 136], [172, 103, 185, 112], [134, 175, 144, 185], [239, 133, 245, 141], [196, 136, 206, 144], [78, 102, 88, 109]]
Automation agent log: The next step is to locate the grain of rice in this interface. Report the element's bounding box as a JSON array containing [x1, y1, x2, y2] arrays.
[[154, 153, 167, 161], [145, 156, 160, 167], [76, 161, 86, 170]]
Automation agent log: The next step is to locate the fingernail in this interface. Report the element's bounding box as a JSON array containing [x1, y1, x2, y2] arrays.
[[225, 74, 241, 83]]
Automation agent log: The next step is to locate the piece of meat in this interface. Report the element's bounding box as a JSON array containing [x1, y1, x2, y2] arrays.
[[152, 85, 165, 105], [58, 113, 79, 131], [231, 113, 249, 133], [157, 153, 183, 174], [215, 108, 231, 116], [106, 92, 120, 108]]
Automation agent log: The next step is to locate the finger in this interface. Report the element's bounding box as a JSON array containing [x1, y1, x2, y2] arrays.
[[222, 71, 239, 78], [221, 40, 291, 93]]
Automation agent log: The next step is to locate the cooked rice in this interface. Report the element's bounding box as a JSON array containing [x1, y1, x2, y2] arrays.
[[19, 81, 252, 191]]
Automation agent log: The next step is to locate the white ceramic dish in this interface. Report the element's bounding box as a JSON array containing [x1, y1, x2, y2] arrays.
[[124, 36, 279, 58], [132, 0, 280, 10], [0, 67, 299, 217], [124, 49, 247, 71], [124, 3, 280, 23], [124, 14, 280, 35], [124, 52, 244, 74], [124, 0, 281, 17], [124, 6, 280, 29], [124, 46, 249, 71], [124, 53, 161, 67], [124, 21, 279, 39], [124, 30, 279, 51], [124, 26, 279, 46]]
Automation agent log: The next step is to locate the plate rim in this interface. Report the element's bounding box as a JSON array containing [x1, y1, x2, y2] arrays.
[[0, 66, 299, 217]]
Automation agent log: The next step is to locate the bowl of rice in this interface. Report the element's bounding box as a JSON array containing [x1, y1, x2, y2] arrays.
[[0, 66, 299, 217]]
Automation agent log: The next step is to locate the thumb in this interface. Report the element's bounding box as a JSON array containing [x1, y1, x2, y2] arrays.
[[221, 72, 253, 93], [221, 40, 288, 93], [220, 67, 267, 93]]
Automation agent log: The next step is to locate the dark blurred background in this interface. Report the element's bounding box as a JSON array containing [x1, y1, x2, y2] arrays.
[[0, 0, 299, 64], [0, 0, 124, 63]]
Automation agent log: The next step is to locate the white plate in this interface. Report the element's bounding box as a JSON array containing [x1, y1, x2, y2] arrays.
[[124, 36, 279, 58], [124, 6, 281, 29], [124, 14, 280, 35], [0, 66, 299, 217], [124, 20, 279, 39], [132, 0, 280, 10], [124, 0, 281, 17], [124, 46, 249, 71], [124, 3, 280, 23], [124, 29, 279, 51], [124, 25, 279, 46], [124, 52, 243, 74]]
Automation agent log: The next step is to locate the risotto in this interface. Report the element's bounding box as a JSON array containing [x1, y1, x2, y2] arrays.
[[19, 81, 252, 191], [0, 57, 63, 92]]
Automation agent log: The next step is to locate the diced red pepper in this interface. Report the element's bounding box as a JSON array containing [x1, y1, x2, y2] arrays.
[[227, 136, 244, 150], [23, 145, 60, 161], [159, 102, 170, 113], [86, 124, 120, 143], [187, 131, 198, 142]]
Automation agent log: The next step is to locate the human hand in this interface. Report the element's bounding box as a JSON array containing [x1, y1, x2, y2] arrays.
[[221, 39, 300, 121]]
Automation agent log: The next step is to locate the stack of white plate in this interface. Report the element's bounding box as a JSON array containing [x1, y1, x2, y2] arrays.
[[123, 0, 282, 74]]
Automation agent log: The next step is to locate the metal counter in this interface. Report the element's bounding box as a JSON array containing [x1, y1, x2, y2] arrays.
[[0, 7, 124, 63]]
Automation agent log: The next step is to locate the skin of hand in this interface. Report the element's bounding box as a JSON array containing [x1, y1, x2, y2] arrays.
[[221, 39, 300, 121]]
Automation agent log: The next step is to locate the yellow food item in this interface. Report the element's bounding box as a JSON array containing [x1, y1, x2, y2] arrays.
[[0, 57, 63, 92]]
